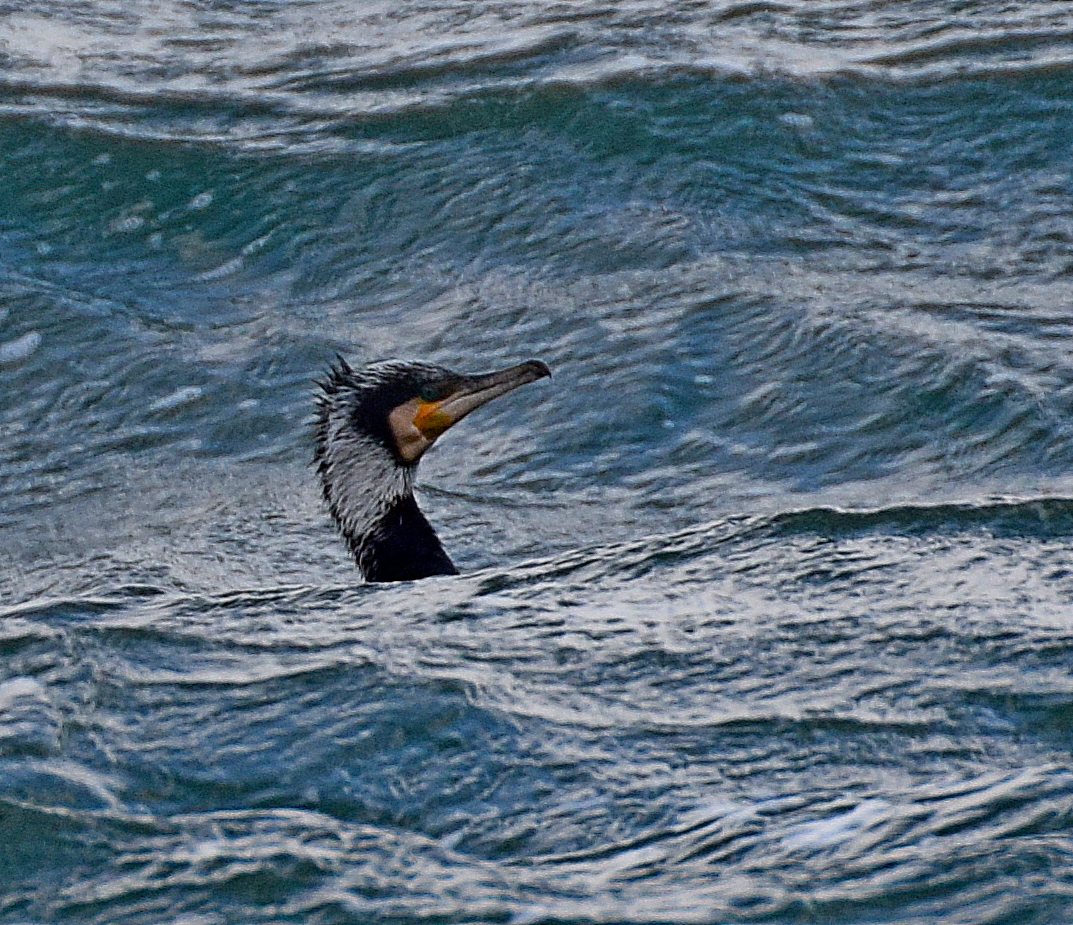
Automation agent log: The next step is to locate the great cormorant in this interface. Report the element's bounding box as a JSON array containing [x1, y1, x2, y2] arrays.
[[315, 357, 551, 582]]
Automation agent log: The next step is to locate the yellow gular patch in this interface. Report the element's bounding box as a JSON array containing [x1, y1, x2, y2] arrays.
[[412, 400, 454, 439]]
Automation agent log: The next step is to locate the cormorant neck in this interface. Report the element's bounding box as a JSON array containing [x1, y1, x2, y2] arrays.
[[356, 494, 458, 582], [315, 422, 457, 582]]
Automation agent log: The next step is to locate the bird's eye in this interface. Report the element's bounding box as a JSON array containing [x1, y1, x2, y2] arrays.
[[418, 383, 442, 402]]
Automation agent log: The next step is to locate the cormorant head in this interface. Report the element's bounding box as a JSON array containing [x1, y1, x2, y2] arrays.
[[316, 357, 551, 468]]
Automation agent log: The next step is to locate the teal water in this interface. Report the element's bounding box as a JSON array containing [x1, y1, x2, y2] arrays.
[[4, 2, 1073, 922]]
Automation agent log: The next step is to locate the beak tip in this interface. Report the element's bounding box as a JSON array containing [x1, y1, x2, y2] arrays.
[[525, 359, 552, 380]]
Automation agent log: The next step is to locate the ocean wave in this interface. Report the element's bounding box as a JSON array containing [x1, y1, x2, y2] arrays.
[[3, 1, 1073, 144], [10, 768, 1073, 923]]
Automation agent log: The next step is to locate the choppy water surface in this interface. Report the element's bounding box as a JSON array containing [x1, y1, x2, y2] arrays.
[[4, 1, 1073, 922]]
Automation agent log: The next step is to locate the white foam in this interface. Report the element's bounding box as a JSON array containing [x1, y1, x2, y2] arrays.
[[0, 330, 42, 365], [149, 385, 204, 412]]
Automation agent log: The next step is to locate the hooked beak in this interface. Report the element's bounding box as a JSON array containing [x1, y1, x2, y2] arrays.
[[390, 360, 551, 462]]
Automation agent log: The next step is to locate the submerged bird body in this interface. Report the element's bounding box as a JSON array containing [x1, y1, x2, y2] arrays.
[[314, 357, 549, 582]]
